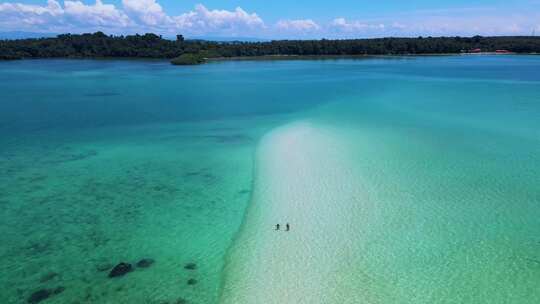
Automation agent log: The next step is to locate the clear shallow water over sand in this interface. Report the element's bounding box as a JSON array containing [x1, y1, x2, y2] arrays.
[[1, 56, 540, 303], [221, 122, 373, 304]]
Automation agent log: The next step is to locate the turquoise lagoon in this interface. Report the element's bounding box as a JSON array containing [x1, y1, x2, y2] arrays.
[[0, 56, 539, 303]]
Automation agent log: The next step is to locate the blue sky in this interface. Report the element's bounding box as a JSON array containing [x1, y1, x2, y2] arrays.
[[162, 0, 529, 20], [1, 0, 539, 38]]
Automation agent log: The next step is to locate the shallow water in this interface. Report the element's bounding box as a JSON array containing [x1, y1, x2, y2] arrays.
[[221, 122, 373, 304], [0, 119, 265, 303], [1, 56, 540, 303]]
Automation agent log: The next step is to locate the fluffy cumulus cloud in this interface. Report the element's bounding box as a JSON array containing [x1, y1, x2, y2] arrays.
[[0, 0, 131, 31], [64, 0, 131, 27], [330, 18, 384, 32], [122, 0, 169, 27], [172, 4, 265, 35], [0, 0, 265, 35], [0, 0, 62, 29], [0, 0, 539, 38], [327, 10, 540, 38], [275, 19, 320, 32]]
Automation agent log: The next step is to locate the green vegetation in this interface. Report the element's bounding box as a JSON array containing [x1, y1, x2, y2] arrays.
[[171, 53, 206, 65], [1, 32, 540, 65]]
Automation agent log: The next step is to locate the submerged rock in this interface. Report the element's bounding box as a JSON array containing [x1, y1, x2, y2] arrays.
[[108, 262, 133, 278], [27, 287, 64, 304], [186, 279, 197, 285], [183, 263, 197, 270], [176, 297, 187, 304], [136, 258, 155, 268], [28, 289, 50, 304]]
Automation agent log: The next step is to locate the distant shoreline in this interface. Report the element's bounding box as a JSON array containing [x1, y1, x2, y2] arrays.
[[1, 52, 538, 66], [2, 32, 540, 64], [208, 52, 539, 62]]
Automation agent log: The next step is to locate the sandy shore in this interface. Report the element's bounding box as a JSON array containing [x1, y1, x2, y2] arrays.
[[220, 121, 371, 303]]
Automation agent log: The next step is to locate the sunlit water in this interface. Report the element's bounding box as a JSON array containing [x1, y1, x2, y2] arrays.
[[1, 56, 539, 303]]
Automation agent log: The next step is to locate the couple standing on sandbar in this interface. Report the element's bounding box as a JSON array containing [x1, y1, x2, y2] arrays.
[[275, 223, 290, 231]]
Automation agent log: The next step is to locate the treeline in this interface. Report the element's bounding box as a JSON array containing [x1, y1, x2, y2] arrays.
[[1, 32, 540, 63], [0, 32, 186, 60]]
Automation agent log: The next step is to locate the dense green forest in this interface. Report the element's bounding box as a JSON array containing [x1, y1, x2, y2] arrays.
[[1, 32, 540, 64]]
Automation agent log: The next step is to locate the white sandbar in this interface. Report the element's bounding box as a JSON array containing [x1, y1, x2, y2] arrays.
[[220, 121, 369, 304]]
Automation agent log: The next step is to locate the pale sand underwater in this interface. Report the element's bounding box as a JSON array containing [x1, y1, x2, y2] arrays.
[[220, 121, 377, 303]]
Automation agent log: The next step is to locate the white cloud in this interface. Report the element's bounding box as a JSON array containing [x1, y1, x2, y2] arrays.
[[0, 0, 62, 17], [0, 1, 539, 38], [122, 0, 169, 27], [391, 14, 540, 37], [275, 19, 320, 32], [0, 0, 264, 35], [0, 0, 62, 28], [64, 0, 131, 27], [326, 10, 540, 38], [0, 0, 130, 31], [391, 22, 406, 30], [172, 4, 264, 35], [330, 18, 384, 33]]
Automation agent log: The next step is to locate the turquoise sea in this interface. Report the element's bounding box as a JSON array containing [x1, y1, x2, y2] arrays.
[[0, 56, 539, 303]]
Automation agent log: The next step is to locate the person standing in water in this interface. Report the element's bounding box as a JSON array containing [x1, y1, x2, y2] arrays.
[[286, 223, 290, 231], [275, 224, 280, 230]]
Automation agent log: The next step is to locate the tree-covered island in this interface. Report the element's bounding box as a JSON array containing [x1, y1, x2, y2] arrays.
[[1, 32, 539, 65]]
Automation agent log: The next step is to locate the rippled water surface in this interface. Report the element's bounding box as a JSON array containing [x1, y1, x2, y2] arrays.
[[1, 56, 539, 303]]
